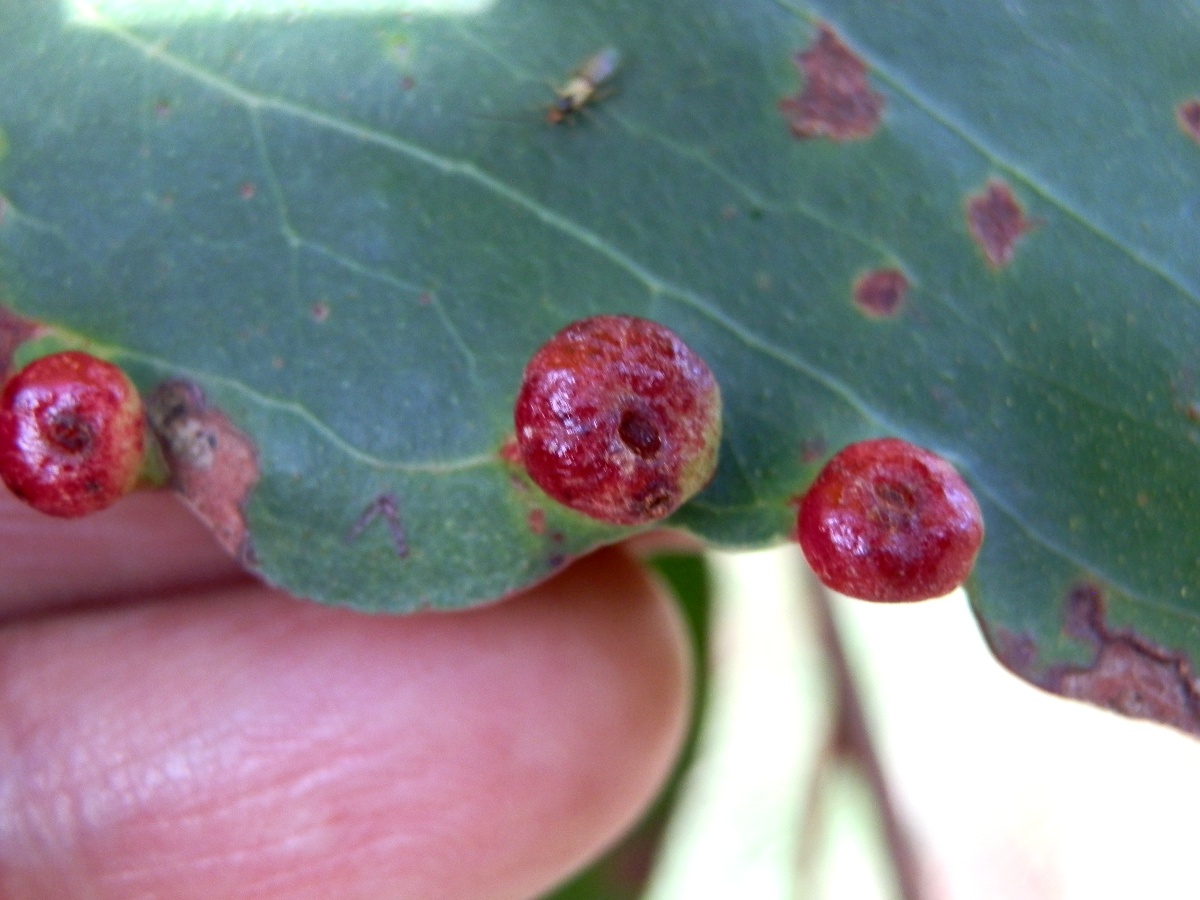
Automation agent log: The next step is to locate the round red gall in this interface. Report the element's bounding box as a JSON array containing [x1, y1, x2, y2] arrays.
[[797, 438, 984, 602], [515, 315, 721, 526], [0, 351, 146, 518]]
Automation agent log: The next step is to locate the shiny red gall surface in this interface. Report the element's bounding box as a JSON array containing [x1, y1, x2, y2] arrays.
[[797, 438, 984, 602], [515, 315, 721, 525], [0, 351, 145, 517]]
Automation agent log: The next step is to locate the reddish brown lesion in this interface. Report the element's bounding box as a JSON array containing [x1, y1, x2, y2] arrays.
[[147, 380, 259, 563], [985, 581, 1200, 737], [965, 179, 1039, 269], [1177, 98, 1200, 145], [779, 23, 884, 141], [852, 268, 908, 318]]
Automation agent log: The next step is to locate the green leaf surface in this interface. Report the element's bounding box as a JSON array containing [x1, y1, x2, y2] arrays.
[[2, 0, 1199, 722]]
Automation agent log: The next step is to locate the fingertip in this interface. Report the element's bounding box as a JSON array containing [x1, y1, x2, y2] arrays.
[[0, 547, 691, 899]]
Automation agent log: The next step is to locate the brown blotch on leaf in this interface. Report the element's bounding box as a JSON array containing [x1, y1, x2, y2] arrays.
[[147, 380, 260, 563], [988, 582, 1200, 737], [853, 268, 908, 318], [779, 23, 884, 141], [966, 180, 1038, 269], [528, 507, 547, 535], [1177, 99, 1200, 145]]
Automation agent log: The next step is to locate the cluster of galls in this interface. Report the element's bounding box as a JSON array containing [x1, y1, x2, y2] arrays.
[[3, 323, 985, 604], [514, 315, 983, 602]]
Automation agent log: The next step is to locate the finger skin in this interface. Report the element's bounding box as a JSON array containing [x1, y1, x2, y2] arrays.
[[0, 488, 244, 617], [0, 548, 690, 899]]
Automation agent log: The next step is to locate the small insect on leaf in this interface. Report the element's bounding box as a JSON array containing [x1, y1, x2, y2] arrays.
[[547, 46, 621, 125]]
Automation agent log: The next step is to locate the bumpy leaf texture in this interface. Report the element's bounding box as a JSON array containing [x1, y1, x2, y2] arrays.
[[2, 1, 1199, 729]]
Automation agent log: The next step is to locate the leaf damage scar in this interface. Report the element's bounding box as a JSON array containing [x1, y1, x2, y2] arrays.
[[779, 23, 884, 141], [987, 582, 1200, 737], [147, 380, 260, 564], [965, 179, 1039, 269], [348, 491, 409, 558], [853, 268, 908, 318]]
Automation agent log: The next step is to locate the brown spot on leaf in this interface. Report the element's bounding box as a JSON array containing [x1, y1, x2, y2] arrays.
[[310, 301, 330, 323], [988, 582, 1200, 737], [1177, 99, 1200, 145], [966, 180, 1038, 269], [779, 24, 884, 141], [853, 268, 908, 318], [528, 507, 546, 535], [147, 380, 259, 563], [238, 182, 256, 201]]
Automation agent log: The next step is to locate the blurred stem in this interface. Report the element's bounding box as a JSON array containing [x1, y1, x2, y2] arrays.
[[806, 568, 925, 900]]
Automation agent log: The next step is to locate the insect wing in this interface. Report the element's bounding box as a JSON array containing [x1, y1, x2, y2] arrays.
[[579, 46, 620, 87]]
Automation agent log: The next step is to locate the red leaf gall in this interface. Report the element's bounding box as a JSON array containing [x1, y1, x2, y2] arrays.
[[797, 438, 984, 602], [0, 351, 146, 518], [515, 315, 721, 525]]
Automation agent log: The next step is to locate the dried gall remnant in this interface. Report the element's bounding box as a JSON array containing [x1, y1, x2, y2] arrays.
[[966, 180, 1038, 269], [1177, 99, 1200, 145], [147, 380, 259, 563], [853, 268, 909, 318], [779, 23, 884, 141]]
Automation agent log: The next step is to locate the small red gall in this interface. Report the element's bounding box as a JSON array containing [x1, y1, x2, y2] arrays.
[[797, 438, 984, 602], [0, 351, 146, 518], [515, 315, 721, 526]]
